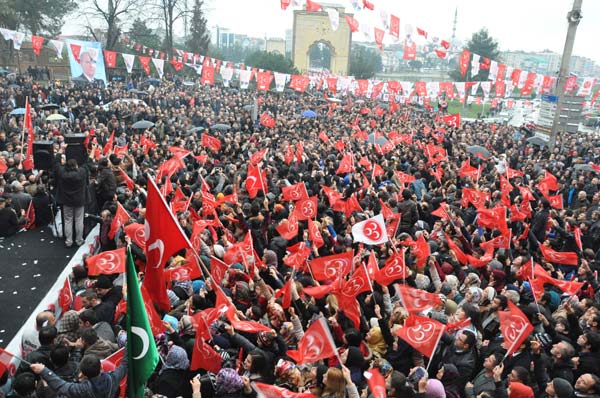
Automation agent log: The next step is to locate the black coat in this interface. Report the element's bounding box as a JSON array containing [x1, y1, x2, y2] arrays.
[[57, 165, 88, 207], [156, 369, 193, 398]]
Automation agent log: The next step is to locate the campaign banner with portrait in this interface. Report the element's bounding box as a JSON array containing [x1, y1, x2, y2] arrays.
[[65, 39, 107, 87]]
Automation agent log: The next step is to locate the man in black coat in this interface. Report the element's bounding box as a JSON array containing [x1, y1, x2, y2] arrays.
[[0, 196, 23, 237], [56, 158, 89, 247]]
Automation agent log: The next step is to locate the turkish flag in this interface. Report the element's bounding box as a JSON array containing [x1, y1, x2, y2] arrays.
[[389, 15, 400, 38], [246, 164, 267, 198], [145, 177, 191, 311], [58, 277, 73, 314], [276, 217, 299, 240], [334, 140, 346, 153], [139, 285, 167, 335], [308, 219, 325, 248], [499, 300, 534, 356], [282, 182, 309, 202], [101, 348, 128, 398], [336, 153, 355, 174], [306, 0, 322, 11], [210, 256, 229, 284], [293, 196, 318, 220], [539, 243, 578, 266], [395, 284, 442, 313], [275, 279, 293, 309], [31, 35, 44, 56], [459, 49, 471, 77], [253, 382, 315, 398], [256, 71, 273, 90], [395, 315, 445, 358], [103, 130, 115, 155], [260, 112, 276, 128], [201, 133, 222, 152], [374, 28, 385, 51], [443, 113, 461, 128], [87, 247, 126, 275], [104, 50, 117, 68], [352, 214, 389, 245], [138, 56, 151, 74], [230, 319, 273, 334], [249, 148, 268, 166], [345, 15, 359, 32], [109, 202, 130, 239], [201, 64, 215, 85], [539, 171, 559, 195], [364, 369, 387, 398], [287, 318, 337, 364], [376, 250, 406, 286], [191, 337, 222, 373], [309, 251, 354, 281]]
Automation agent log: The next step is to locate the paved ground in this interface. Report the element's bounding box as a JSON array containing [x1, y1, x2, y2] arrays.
[[0, 228, 77, 345]]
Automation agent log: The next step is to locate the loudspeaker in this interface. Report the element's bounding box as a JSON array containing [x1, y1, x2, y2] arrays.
[[33, 141, 54, 170], [64, 134, 87, 166]]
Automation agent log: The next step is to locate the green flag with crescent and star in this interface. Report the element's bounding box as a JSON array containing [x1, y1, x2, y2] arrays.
[[126, 247, 159, 398]]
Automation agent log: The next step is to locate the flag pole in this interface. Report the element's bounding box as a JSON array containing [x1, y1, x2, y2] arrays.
[[424, 326, 445, 373], [19, 97, 29, 160]]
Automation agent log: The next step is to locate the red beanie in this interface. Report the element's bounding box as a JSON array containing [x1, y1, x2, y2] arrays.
[[509, 382, 534, 398]]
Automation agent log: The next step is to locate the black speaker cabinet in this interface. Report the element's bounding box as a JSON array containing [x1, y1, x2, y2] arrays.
[[64, 134, 87, 165], [33, 141, 54, 170]]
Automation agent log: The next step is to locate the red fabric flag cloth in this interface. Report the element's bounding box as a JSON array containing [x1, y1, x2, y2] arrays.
[[210, 256, 229, 284], [124, 223, 146, 249], [362, 0, 375, 10], [0, 348, 15, 378], [477, 206, 507, 230], [334, 291, 362, 328], [164, 260, 202, 282], [0, 158, 7, 174], [103, 50, 117, 68], [245, 164, 267, 198], [69, 43, 81, 63], [103, 130, 115, 155], [276, 217, 299, 240], [139, 285, 167, 335], [336, 153, 355, 174], [340, 264, 372, 298], [351, 213, 389, 245], [309, 251, 354, 281], [296, 142, 304, 163], [287, 318, 337, 364], [145, 177, 191, 311], [23, 98, 35, 170], [305, 0, 322, 12], [117, 168, 134, 191], [395, 284, 442, 313], [31, 35, 44, 56], [109, 202, 130, 239], [201, 133, 222, 152], [249, 148, 268, 166], [24, 200, 35, 229], [413, 233, 430, 269], [395, 315, 446, 358], [308, 218, 325, 248], [499, 300, 534, 356], [275, 279, 293, 309], [345, 15, 359, 32], [256, 71, 273, 91], [191, 337, 222, 373], [260, 112, 276, 128], [376, 250, 407, 286], [253, 382, 315, 398], [364, 369, 387, 398], [430, 202, 451, 220], [539, 243, 579, 266], [319, 131, 330, 142], [58, 277, 73, 314], [138, 56, 151, 74], [435, 49, 447, 59], [230, 319, 273, 333], [389, 15, 400, 38], [201, 65, 215, 85], [86, 247, 126, 275], [441, 40, 450, 49], [442, 113, 461, 128], [282, 183, 309, 202], [446, 317, 473, 335], [280, 0, 291, 10], [293, 196, 318, 220], [374, 28, 385, 51], [416, 27, 428, 38], [461, 187, 487, 209], [459, 49, 471, 77]]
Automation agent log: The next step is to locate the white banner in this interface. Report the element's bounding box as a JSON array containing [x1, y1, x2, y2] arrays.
[[239, 68, 251, 89], [471, 54, 481, 77], [274, 72, 289, 92], [220, 67, 233, 87], [122, 53, 135, 74], [325, 8, 339, 31], [470, 81, 480, 95], [49, 39, 64, 59], [480, 81, 492, 98], [399, 81, 413, 96], [488, 61, 498, 82], [578, 77, 597, 97], [13, 32, 25, 50], [151, 58, 164, 79]]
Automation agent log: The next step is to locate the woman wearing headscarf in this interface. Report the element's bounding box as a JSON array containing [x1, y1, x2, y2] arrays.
[[215, 368, 245, 398], [154, 344, 193, 398], [340, 346, 366, 391], [437, 364, 461, 398]]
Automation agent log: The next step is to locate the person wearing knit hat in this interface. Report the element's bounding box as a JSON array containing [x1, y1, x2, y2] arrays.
[[546, 377, 574, 398], [508, 381, 534, 398]]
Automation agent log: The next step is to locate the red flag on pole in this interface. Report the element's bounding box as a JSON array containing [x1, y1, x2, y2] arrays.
[[306, 0, 322, 12], [191, 337, 222, 373], [58, 277, 73, 314], [498, 300, 534, 356], [286, 318, 338, 364], [259, 112, 276, 128], [376, 250, 407, 286], [253, 382, 315, 398], [539, 243, 579, 266], [345, 16, 359, 32], [395, 315, 445, 358], [364, 369, 387, 398], [86, 247, 127, 275], [282, 183, 309, 202], [31, 36, 44, 56], [309, 251, 354, 281], [395, 284, 443, 313], [145, 177, 192, 311]]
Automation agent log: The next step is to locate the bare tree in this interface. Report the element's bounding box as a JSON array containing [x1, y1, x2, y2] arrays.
[[156, 0, 187, 58], [82, 0, 142, 50]]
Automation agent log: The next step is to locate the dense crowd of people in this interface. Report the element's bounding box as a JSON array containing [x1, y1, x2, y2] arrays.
[[1, 70, 600, 398]]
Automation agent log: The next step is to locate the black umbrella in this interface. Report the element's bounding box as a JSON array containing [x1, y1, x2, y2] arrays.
[[132, 120, 155, 129], [466, 145, 491, 159], [574, 164, 596, 173], [188, 126, 204, 133], [527, 136, 549, 147], [368, 133, 388, 146], [40, 104, 59, 110], [210, 124, 232, 131]]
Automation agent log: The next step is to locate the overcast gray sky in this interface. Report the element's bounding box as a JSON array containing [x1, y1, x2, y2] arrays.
[[205, 0, 599, 62]]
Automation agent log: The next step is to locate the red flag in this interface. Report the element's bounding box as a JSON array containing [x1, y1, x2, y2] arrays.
[[145, 177, 191, 311], [336, 153, 355, 174], [339, 264, 372, 298], [260, 112, 276, 128], [574, 226, 583, 251], [249, 148, 268, 166], [539, 171, 559, 195], [318, 131, 330, 142], [293, 196, 318, 220], [276, 217, 299, 240], [138, 56, 151, 74], [364, 369, 387, 398], [0, 348, 15, 378], [413, 233, 431, 268], [275, 279, 293, 309], [345, 15, 359, 32], [309, 251, 354, 281], [31, 35, 44, 56], [351, 214, 389, 245], [87, 248, 126, 275], [0, 158, 7, 174], [389, 15, 400, 38], [416, 27, 428, 38], [376, 249, 407, 286], [210, 256, 229, 284], [282, 182, 309, 202], [394, 170, 416, 184], [201, 133, 222, 152], [69, 43, 81, 63], [230, 319, 273, 334], [103, 130, 115, 155], [23, 98, 35, 170], [164, 259, 202, 281], [124, 223, 146, 249], [191, 337, 222, 373], [442, 113, 461, 128], [246, 164, 267, 198], [396, 284, 442, 313], [109, 202, 130, 239], [461, 187, 487, 209], [118, 168, 134, 191], [539, 243, 579, 266], [201, 65, 215, 85], [446, 317, 473, 335], [58, 277, 73, 314], [362, 0, 374, 10], [441, 40, 450, 49], [305, 0, 322, 12], [477, 206, 507, 230], [308, 218, 325, 248], [253, 382, 315, 398], [281, 0, 291, 10], [287, 318, 337, 364], [499, 300, 534, 356], [395, 315, 445, 358], [430, 202, 451, 220], [459, 49, 471, 77], [103, 50, 117, 68], [24, 200, 35, 229], [321, 185, 343, 207], [296, 142, 304, 163], [435, 49, 447, 59], [256, 71, 273, 91], [374, 28, 385, 51]]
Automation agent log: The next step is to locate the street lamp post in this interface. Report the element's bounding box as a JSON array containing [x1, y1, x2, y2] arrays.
[[549, 0, 583, 150]]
